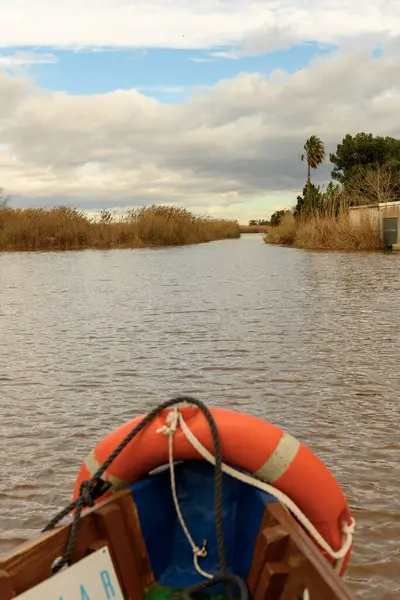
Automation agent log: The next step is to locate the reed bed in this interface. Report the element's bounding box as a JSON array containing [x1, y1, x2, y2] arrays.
[[0, 205, 240, 251], [266, 212, 382, 251]]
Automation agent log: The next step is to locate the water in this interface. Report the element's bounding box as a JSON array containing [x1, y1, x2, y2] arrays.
[[1, 235, 399, 598]]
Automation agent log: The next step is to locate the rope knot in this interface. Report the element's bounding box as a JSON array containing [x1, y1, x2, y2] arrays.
[[194, 540, 208, 558], [157, 407, 180, 436], [342, 517, 355, 536], [79, 480, 96, 508]]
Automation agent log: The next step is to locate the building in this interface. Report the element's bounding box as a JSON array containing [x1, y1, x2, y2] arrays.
[[349, 201, 400, 250]]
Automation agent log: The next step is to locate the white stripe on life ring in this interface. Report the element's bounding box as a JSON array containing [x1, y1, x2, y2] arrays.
[[84, 449, 127, 491], [254, 432, 300, 484]]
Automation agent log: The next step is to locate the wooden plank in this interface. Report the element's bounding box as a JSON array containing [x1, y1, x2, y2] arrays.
[[249, 503, 359, 600], [1, 485, 359, 600], [121, 490, 154, 591], [248, 525, 290, 596], [93, 504, 144, 599], [0, 570, 16, 600], [255, 562, 290, 600], [0, 490, 154, 600], [270, 505, 357, 599]]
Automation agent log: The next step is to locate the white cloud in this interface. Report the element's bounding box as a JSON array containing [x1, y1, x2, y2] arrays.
[[211, 25, 301, 58], [188, 57, 216, 63], [0, 0, 399, 51], [136, 85, 188, 94], [0, 51, 57, 68], [0, 42, 400, 221]]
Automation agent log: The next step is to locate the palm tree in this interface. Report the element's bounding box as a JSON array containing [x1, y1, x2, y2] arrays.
[[301, 136, 326, 185]]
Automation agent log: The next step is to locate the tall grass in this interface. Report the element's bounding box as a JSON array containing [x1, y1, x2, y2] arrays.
[[0, 205, 240, 251], [265, 211, 382, 251], [265, 169, 397, 251]]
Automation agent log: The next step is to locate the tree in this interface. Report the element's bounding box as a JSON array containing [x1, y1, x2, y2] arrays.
[[301, 136, 326, 185], [249, 219, 269, 226], [344, 165, 400, 205], [294, 183, 323, 217], [323, 181, 344, 216], [269, 210, 289, 227], [329, 132, 400, 185], [294, 181, 345, 218]]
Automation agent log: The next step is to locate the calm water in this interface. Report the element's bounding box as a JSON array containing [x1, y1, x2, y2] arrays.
[[1, 235, 399, 598]]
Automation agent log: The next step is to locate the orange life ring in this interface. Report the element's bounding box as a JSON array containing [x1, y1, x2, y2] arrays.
[[73, 406, 352, 574]]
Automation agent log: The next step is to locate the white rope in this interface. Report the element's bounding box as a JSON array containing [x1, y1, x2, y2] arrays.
[[157, 408, 355, 578], [177, 412, 355, 571], [157, 408, 214, 579]]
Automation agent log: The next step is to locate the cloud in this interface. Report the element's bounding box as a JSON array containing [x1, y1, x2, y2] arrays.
[[212, 26, 301, 58], [0, 0, 399, 50], [240, 25, 300, 55], [0, 51, 57, 68], [0, 42, 400, 219], [136, 85, 188, 94], [188, 57, 216, 63]]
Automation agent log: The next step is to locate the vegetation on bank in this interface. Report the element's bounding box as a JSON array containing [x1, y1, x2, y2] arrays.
[[265, 132, 400, 250], [267, 212, 381, 250], [0, 205, 240, 251], [239, 224, 269, 233], [247, 210, 288, 233]]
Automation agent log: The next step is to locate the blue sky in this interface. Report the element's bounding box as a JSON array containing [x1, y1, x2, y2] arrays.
[[2, 43, 335, 103]]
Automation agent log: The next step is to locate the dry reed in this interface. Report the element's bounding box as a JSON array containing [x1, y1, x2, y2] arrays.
[[0, 205, 240, 251], [265, 169, 397, 251], [266, 211, 382, 251]]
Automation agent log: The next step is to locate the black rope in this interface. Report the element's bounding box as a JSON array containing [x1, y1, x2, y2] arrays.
[[182, 573, 249, 600], [42, 397, 230, 581]]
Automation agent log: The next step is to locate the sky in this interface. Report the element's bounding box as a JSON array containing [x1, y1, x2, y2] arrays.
[[0, 1, 400, 222]]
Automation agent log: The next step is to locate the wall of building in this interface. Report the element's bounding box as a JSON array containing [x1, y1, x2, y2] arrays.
[[349, 204, 380, 228], [349, 202, 400, 248]]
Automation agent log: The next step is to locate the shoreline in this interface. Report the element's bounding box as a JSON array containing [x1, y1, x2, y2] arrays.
[[264, 239, 388, 254], [0, 237, 240, 253]]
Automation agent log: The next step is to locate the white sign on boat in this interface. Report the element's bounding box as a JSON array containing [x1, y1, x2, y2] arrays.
[[15, 546, 125, 600]]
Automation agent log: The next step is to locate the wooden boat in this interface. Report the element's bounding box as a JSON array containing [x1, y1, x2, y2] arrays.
[[0, 399, 359, 600]]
